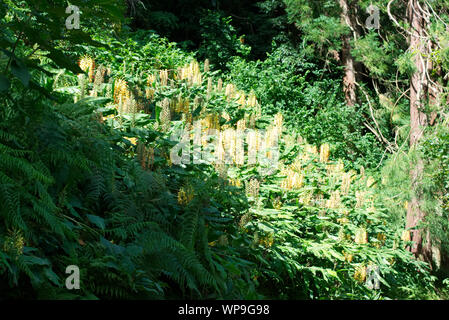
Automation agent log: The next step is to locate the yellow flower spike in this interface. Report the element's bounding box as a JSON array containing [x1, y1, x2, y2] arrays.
[[239, 213, 251, 229], [377, 233, 386, 242], [237, 119, 246, 131], [3, 229, 25, 257], [237, 91, 246, 107], [147, 74, 156, 87], [355, 227, 368, 244], [160, 98, 171, 130], [326, 190, 341, 209], [355, 191, 366, 208], [124, 137, 137, 146], [401, 230, 411, 242], [337, 217, 349, 224], [79, 55, 95, 82], [230, 178, 242, 188], [159, 69, 169, 87], [204, 59, 210, 73], [274, 112, 283, 131], [354, 265, 367, 282], [178, 185, 194, 205], [247, 91, 257, 107], [366, 176, 376, 188], [305, 145, 318, 156], [340, 172, 351, 195], [359, 166, 365, 177], [344, 252, 353, 263], [319, 143, 330, 163], [225, 83, 236, 100], [217, 78, 223, 92], [215, 133, 226, 164], [272, 197, 283, 210], [246, 178, 260, 198], [93, 65, 106, 88], [247, 130, 260, 164], [113, 78, 130, 105], [235, 135, 245, 166]]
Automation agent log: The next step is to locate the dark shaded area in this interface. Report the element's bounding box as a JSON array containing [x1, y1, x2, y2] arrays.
[[126, 0, 295, 61]]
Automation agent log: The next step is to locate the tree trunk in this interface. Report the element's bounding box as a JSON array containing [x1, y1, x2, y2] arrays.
[[406, 0, 433, 263], [339, 0, 358, 106]]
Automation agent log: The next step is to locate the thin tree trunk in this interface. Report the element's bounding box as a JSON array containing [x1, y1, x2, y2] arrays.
[[406, 0, 433, 263], [339, 0, 357, 106]]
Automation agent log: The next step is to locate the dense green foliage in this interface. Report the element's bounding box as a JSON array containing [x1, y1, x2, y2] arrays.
[[1, 0, 449, 300]]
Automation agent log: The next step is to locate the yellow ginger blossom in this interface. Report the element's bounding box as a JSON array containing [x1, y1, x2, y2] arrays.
[[354, 265, 367, 282], [222, 128, 236, 161], [247, 91, 258, 107], [221, 111, 231, 123], [160, 98, 171, 130], [280, 168, 304, 189], [319, 143, 330, 163], [305, 145, 318, 157], [239, 213, 251, 228], [78, 55, 95, 82], [93, 65, 106, 88], [3, 229, 25, 257], [178, 185, 194, 205], [237, 119, 246, 131], [237, 91, 246, 107], [145, 88, 155, 101], [401, 230, 411, 242], [136, 143, 155, 170], [340, 172, 351, 195], [344, 252, 353, 263], [247, 130, 260, 164], [217, 78, 223, 92], [274, 112, 283, 131], [262, 126, 280, 160], [147, 74, 156, 86], [366, 176, 376, 188], [225, 83, 236, 100], [299, 191, 312, 205], [355, 191, 366, 208], [355, 227, 368, 244], [214, 133, 226, 164], [124, 137, 137, 146], [337, 217, 349, 224], [272, 197, 283, 210], [202, 113, 220, 130], [159, 69, 169, 86], [229, 178, 242, 188], [326, 190, 341, 209], [114, 78, 130, 104], [375, 233, 386, 248], [246, 178, 260, 198], [260, 233, 274, 248], [235, 133, 245, 166]]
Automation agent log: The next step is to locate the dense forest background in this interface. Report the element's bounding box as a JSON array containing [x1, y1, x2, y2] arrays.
[[0, 0, 449, 299]]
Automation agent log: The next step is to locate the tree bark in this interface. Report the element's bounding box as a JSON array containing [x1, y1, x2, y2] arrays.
[[406, 0, 434, 263], [339, 0, 358, 106]]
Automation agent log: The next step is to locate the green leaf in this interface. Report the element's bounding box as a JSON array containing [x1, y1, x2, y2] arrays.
[[0, 74, 10, 91], [11, 59, 30, 86], [86, 214, 105, 230], [23, 255, 50, 266]]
